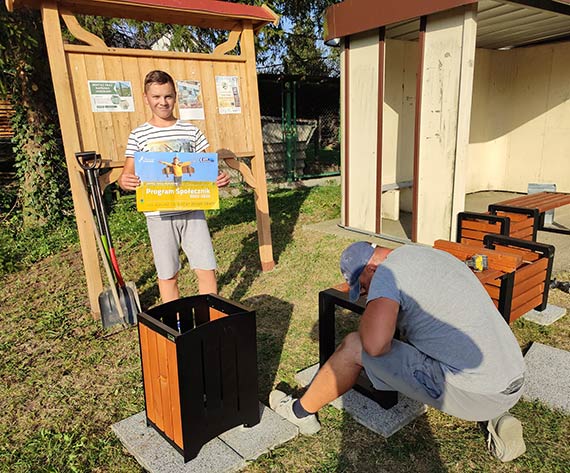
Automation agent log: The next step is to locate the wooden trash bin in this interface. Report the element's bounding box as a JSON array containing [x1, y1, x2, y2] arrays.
[[138, 294, 260, 462]]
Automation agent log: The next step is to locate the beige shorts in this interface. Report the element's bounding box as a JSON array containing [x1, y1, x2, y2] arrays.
[[146, 211, 216, 280]]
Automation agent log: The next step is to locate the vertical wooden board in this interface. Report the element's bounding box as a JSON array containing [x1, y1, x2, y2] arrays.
[[179, 57, 210, 138], [209, 308, 228, 320], [168, 57, 185, 122], [203, 333, 222, 410], [120, 55, 145, 147], [219, 331, 238, 412], [82, 54, 116, 160], [139, 324, 156, 424], [165, 339, 183, 448], [145, 327, 165, 431], [219, 61, 248, 152], [199, 60, 221, 148], [155, 334, 175, 441], [66, 53, 96, 152], [102, 55, 132, 161], [240, 62, 252, 152], [136, 56, 160, 124]]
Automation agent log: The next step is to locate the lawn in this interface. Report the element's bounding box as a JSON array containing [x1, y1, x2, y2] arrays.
[[1, 182, 569, 472]]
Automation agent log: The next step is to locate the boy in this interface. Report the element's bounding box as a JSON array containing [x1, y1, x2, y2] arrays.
[[118, 70, 230, 303]]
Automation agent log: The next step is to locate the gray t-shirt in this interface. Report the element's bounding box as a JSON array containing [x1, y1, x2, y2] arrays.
[[367, 245, 525, 394]]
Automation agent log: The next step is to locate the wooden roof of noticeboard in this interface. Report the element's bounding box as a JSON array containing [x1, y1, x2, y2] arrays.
[[325, 0, 570, 50], [6, 0, 279, 30]]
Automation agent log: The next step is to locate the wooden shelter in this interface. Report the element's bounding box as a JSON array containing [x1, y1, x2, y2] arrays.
[[324, 0, 570, 245], [6, 0, 278, 317]]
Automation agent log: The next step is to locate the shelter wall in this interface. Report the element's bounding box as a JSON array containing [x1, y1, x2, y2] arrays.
[[468, 41, 570, 193], [343, 36, 418, 229], [343, 31, 380, 230]]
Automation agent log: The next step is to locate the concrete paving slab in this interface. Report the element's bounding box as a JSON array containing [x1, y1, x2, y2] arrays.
[[219, 403, 298, 461], [295, 364, 427, 438], [522, 304, 566, 326], [111, 412, 245, 473], [522, 342, 570, 414], [112, 404, 299, 473]]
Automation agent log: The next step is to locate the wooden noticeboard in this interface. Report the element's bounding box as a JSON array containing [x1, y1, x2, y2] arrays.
[[6, 0, 278, 317]]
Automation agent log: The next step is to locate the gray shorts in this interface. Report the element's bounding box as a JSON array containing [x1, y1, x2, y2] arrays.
[[361, 339, 524, 421], [146, 211, 216, 280]]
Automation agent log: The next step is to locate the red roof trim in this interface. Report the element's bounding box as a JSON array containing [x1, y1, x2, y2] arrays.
[[127, 0, 277, 22]]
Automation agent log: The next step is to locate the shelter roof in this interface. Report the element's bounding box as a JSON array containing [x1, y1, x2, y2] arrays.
[[6, 0, 279, 31], [325, 0, 570, 50]]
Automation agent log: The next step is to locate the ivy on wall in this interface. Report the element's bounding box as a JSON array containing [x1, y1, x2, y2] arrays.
[[0, 5, 71, 228]]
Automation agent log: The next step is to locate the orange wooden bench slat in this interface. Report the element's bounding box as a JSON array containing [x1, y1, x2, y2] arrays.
[[494, 192, 570, 212], [460, 238, 486, 247], [484, 284, 500, 300], [495, 211, 530, 222], [461, 220, 503, 232], [475, 269, 504, 285], [490, 244, 540, 262], [513, 257, 548, 283], [511, 285, 544, 311], [509, 218, 534, 231], [433, 240, 523, 273], [512, 272, 547, 298], [510, 295, 544, 322], [461, 229, 496, 241]]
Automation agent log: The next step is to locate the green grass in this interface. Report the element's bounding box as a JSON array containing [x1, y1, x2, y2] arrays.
[[1, 182, 569, 472]]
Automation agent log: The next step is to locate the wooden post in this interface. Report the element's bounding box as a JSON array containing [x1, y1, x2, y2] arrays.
[[242, 22, 275, 271], [41, 1, 103, 317]]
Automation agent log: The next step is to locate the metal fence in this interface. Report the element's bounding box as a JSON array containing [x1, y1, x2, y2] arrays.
[[257, 74, 340, 181]]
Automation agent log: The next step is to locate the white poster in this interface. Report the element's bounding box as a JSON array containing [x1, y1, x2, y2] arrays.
[[88, 80, 134, 112], [215, 75, 241, 114], [177, 80, 205, 121]]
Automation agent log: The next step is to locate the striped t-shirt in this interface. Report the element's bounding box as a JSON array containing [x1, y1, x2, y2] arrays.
[[126, 120, 209, 216], [125, 120, 209, 157]]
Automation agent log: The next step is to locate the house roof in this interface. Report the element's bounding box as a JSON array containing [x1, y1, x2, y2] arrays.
[[5, 0, 279, 31], [324, 0, 570, 49]]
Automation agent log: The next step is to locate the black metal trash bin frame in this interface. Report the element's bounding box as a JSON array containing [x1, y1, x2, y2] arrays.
[[138, 294, 260, 462]]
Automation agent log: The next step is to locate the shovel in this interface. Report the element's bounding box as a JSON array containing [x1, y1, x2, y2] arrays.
[[76, 153, 140, 328]]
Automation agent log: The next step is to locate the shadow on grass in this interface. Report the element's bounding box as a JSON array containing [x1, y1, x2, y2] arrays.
[[305, 307, 448, 471], [240, 293, 294, 401], [208, 187, 313, 300]]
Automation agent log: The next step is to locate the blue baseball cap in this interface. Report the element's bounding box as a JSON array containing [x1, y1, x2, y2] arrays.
[[340, 242, 376, 302]]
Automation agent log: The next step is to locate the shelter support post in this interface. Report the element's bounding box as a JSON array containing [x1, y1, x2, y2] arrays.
[[41, 1, 103, 318], [414, 5, 477, 244], [242, 23, 275, 271]]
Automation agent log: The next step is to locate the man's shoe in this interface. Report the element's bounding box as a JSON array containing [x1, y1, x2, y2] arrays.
[[486, 413, 526, 462], [269, 390, 321, 435]]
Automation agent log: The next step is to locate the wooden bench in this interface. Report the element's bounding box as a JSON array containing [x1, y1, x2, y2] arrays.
[[456, 191, 570, 246], [434, 235, 555, 323], [489, 191, 570, 239], [456, 212, 511, 247]]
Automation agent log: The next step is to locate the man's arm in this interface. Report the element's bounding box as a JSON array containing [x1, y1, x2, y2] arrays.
[[358, 297, 399, 357], [118, 157, 140, 191]]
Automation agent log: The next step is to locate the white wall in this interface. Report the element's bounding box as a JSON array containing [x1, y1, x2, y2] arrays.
[[468, 41, 570, 193], [344, 31, 379, 232]]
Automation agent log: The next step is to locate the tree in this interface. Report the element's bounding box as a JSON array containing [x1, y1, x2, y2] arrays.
[[0, 5, 71, 227], [0, 1, 338, 228]]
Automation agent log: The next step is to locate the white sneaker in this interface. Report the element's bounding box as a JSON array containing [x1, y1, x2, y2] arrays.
[[487, 413, 526, 462], [269, 390, 321, 435]]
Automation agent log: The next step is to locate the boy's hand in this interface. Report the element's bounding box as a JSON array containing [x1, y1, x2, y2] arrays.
[[216, 170, 230, 188], [118, 172, 141, 191]]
